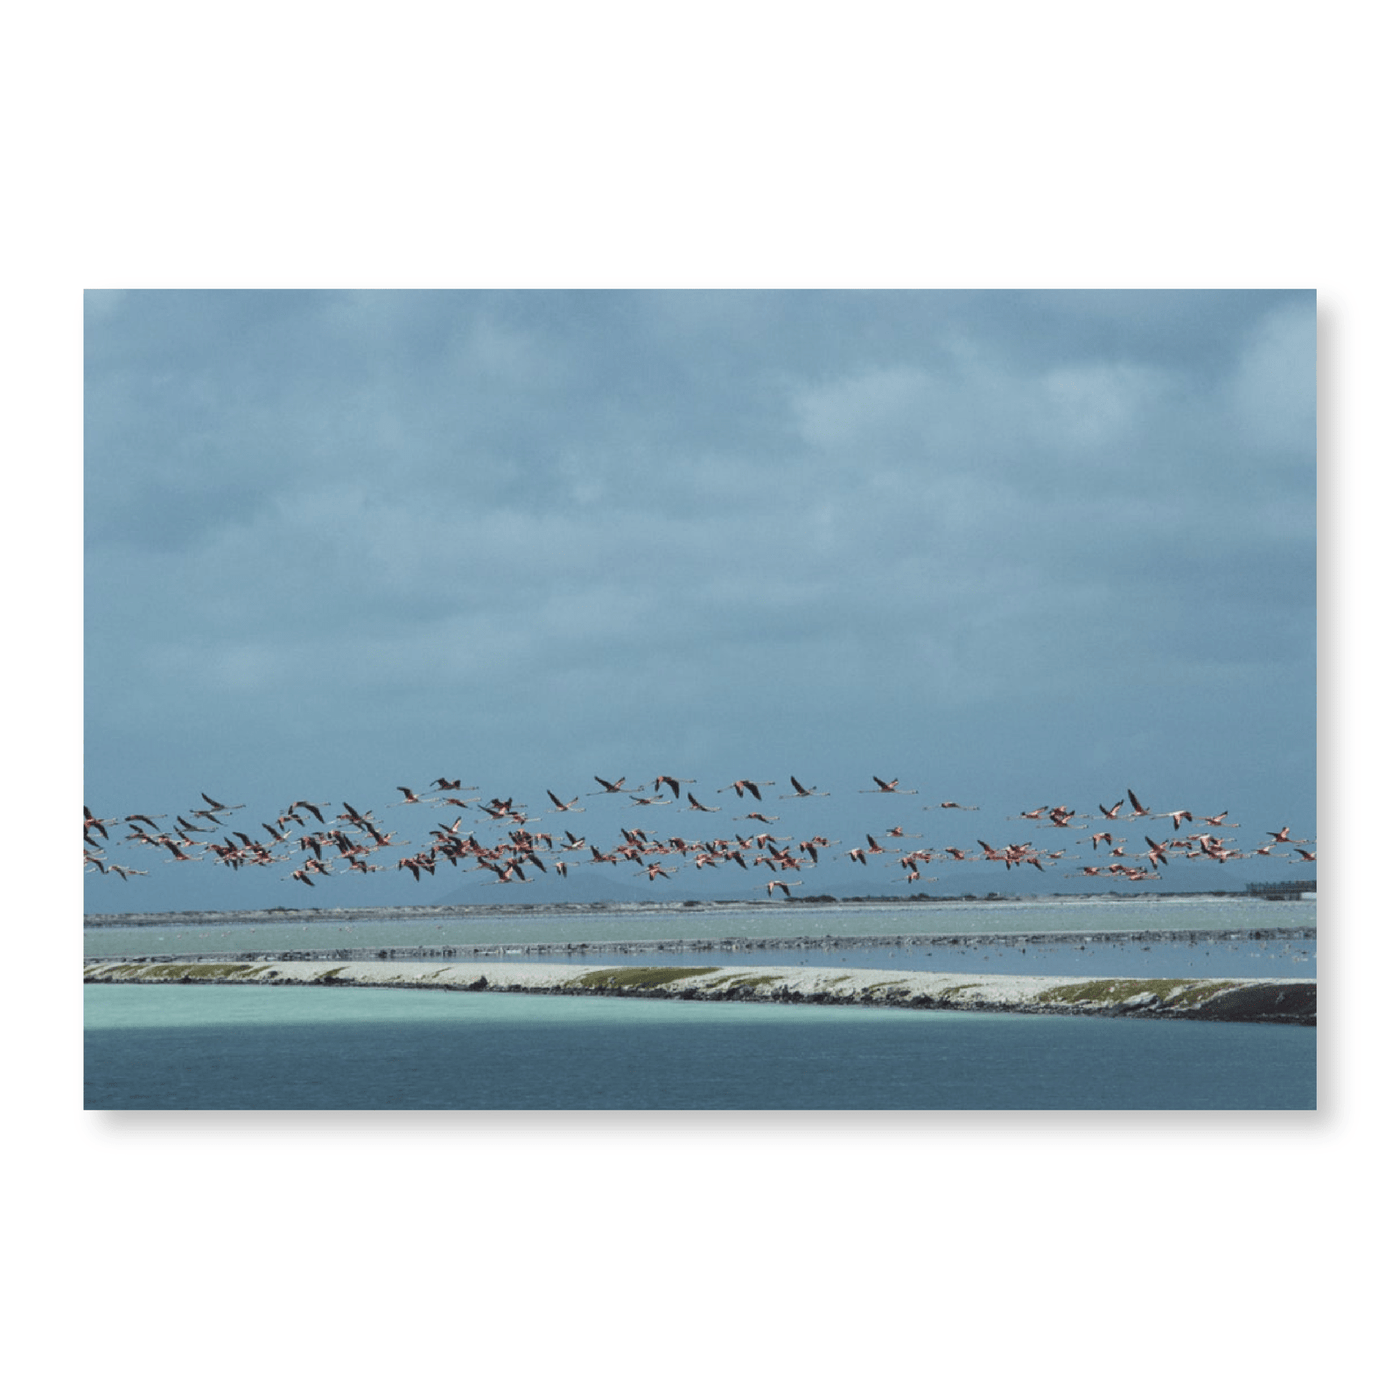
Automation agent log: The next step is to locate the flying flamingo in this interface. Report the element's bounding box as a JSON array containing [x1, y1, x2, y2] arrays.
[[862, 776, 916, 794], [781, 776, 829, 798], [1143, 835, 1172, 869], [200, 792, 245, 812], [654, 776, 696, 799], [718, 779, 773, 801]]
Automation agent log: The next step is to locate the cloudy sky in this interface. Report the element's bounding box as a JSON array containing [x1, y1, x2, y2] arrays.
[[83, 289, 1315, 911]]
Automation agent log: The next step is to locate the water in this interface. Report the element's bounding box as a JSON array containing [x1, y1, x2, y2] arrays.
[[84, 984, 1315, 1110], [84, 896, 1317, 980], [83, 898, 1317, 1110]]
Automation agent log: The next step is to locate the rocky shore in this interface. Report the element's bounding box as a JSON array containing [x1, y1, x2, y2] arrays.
[[83, 959, 1316, 1025]]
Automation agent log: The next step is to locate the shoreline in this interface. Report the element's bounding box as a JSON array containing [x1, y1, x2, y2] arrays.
[[82, 959, 1317, 1025]]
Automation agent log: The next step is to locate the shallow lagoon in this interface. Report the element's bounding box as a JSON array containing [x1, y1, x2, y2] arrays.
[[84, 896, 1317, 980], [84, 983, 1316, 1111], [84, 898, 1317, 1110]]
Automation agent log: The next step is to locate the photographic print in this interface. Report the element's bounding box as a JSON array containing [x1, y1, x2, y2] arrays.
[[83, 289, 1317, 1109]]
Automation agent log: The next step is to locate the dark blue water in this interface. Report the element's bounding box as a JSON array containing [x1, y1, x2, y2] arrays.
[[84, 985, 1316, 1110]]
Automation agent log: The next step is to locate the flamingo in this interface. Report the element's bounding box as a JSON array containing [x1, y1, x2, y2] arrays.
[[200, 792, 245, 812], [1144, 835, 1172, 869], [863, 776, 916, 794], [546, 790, 584, 812], [686, 792, 720, 812], [1126, 789, 1150, 818], [591, 776, 635, 795], [654, 775, 696, 799], [719, 779, 773, 801], [782, 776, 829, 798], [765, 880, 801, 898]]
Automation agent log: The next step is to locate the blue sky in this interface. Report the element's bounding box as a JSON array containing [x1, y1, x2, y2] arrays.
[[84, 289, 1315, 911]]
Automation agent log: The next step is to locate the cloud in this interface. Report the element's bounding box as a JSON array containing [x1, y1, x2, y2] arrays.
[[1228, 297, 1317, 459], [83, 291, 1315, 912]]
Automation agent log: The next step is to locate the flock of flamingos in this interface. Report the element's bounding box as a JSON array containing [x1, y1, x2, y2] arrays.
[[83, 774, 1317, 898]]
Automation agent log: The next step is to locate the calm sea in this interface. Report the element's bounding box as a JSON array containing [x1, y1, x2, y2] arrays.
[[84, 898, 1316, 1111]]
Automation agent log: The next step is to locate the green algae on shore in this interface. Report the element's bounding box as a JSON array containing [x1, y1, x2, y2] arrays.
[[1033, 978, 1245, 1009], [567, 967, 721, 991]]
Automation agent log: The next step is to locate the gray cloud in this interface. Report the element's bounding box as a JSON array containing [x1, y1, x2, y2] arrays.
[[84, 290, 1315, 911]]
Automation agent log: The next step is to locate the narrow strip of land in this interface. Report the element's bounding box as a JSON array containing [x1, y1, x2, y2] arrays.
[[82, 960, 1316, 1024]]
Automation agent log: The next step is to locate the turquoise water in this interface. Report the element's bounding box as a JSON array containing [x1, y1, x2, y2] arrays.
[[84, 900, 1317, 1110], [84, 984, 1316, 1111]]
